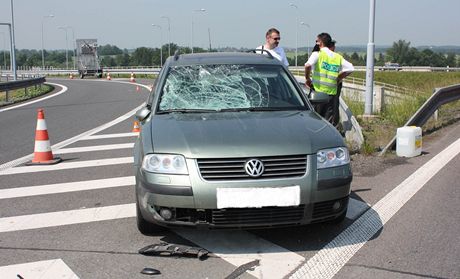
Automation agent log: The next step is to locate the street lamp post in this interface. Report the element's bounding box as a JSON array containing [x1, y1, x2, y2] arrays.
[[58, 26, 69, 70], [289, 3, 299, 67], [0, 32, 6, 70], [9, 0, 17, 80], [191, 8, 206, 54], [151, 24, 163, 67], [364, 0, 376, 115], [66, 26, 76, 70], [300, 22, 310, 59], [41, 14, 54, 71], [161, 16, 171, 57]]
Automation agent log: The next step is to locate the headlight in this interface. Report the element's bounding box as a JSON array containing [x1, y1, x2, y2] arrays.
[[316, 147, 350, 169], [142, 154, 188, 174]]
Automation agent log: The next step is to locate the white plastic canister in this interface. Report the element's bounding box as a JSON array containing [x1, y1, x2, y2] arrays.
[[396, 126, 422, 157]]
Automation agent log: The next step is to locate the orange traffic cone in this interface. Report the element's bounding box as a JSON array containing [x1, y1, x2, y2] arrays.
[[27, 109, 62, 165], [132, 121, 141, 132], [136, 85, 140, 92], [130, 72, 136, 83], [69, 73, 74, 79], [106, 72, 111, 80]]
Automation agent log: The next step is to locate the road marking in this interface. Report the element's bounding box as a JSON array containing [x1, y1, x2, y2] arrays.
[[0, 157, 134, 176], [0, 204, 136, 233], [81, 132, 138, 140], [176, 229, 304, 279], [0, 82, 67, 113], [0, 259, 79, 279], [55, 143, 134, 154], [289, 138, 460, 279], [0, 176, 134, 200]]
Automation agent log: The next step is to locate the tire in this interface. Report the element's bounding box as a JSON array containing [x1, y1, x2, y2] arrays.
[[136, 198, 163, 235]]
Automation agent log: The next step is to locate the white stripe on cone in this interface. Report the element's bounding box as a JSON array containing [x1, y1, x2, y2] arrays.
[[36, 119, 47, 130], [34, 140, 52, 152]]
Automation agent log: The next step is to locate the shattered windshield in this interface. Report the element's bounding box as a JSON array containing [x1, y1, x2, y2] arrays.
[[158, 64, 306, 112]]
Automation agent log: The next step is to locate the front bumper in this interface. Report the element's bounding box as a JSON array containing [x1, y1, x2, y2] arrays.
[[136, 162, 352, 229]]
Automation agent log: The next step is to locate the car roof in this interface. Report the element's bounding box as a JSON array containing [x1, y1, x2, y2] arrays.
[[166, 52, 284, 67]]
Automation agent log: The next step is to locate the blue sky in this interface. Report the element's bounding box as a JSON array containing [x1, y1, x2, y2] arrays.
[[1, 0, 459, 50]]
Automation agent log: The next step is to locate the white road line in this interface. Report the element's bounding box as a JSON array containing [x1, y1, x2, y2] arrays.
[[55, 143, 134, 154], [81, 132, 138, 140], [0, 204, 136, 233], [0, 259, 79, 279], [176, 229, 304, 279], [289, 138, 460, 279], [0, 176, 134, 200], [0, 157, 133, 176], [0, 82, 67, 113]]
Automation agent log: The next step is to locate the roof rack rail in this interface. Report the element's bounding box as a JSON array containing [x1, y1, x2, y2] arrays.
[[173, 50, 180, 61], [247, 48, 275, 60]]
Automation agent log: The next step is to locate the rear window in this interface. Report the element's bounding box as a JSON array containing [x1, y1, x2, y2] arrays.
[[158, 64, 306, 111]]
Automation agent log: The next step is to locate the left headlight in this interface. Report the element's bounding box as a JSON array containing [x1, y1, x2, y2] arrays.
[[142, 154, 188, 174], [316, 147, 350, 169]]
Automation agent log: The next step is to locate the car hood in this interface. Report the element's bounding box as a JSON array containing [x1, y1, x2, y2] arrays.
[[150, 111, 344, 158]]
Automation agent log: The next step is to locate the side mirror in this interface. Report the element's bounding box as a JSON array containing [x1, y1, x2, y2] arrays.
[[308, 90, 330, 104], [135, 107, 151, 122]]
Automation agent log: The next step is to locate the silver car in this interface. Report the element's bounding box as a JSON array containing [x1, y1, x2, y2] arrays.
[[133, 52, 352, 234]]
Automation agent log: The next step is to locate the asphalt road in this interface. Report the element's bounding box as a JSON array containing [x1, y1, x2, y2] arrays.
[[0, 78, 458, 279]]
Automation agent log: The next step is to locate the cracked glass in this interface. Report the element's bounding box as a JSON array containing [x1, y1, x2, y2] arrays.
[[158, 64, 306, 112]]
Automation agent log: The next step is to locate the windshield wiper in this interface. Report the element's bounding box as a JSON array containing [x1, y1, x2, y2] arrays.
[[157, 108, 218, 114], [246, 106, 307, 111]]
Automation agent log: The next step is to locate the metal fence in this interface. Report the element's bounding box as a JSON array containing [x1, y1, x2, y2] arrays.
[[0, 76, 45, 105]]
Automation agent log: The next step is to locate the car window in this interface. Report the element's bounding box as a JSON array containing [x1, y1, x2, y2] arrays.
[[158, 64, 306, 112]]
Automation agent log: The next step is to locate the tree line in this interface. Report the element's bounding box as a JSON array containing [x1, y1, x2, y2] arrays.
[[0, 39, 458, 69]]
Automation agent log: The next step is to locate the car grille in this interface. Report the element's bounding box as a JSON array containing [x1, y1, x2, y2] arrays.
[[311, 197, 349, 220], [197, 155, 307, 181], [211, 205, 305, 226]]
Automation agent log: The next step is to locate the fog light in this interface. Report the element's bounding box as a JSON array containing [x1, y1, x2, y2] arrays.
[[332, 201, 341, 211], [159, 208, 173, 220]]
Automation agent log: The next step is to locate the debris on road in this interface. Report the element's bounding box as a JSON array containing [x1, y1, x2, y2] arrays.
[[139, 242, 210, 260]]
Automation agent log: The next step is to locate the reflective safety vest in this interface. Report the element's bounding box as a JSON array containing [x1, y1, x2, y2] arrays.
[[312, 50, 343, 95]]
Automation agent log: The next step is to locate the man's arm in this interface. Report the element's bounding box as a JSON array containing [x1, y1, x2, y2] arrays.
[[338, 58, 354, 81], [305, 64, 312, 88]]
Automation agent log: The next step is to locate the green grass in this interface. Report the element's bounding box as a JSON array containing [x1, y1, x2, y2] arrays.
[[340, 71, 460, 153]]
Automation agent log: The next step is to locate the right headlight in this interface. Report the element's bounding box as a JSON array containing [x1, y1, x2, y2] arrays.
[[316, 147, 350, 169], [141, 154, 188, 174]]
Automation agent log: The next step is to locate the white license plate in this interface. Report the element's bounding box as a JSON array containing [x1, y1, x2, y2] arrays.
[[216, 186, 300, 209]]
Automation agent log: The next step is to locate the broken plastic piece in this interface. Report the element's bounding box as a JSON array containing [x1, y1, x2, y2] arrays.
[[139, 242, 209, 260], [140, 267, 161, 275]]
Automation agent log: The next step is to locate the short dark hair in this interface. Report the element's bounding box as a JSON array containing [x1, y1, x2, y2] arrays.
[[266, 28, 280, 37], [317, 33, 332, 47], [329, 40, 336, 48]]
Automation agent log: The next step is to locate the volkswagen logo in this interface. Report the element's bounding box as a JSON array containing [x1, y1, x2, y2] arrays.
[[245, 159, 264, 177]]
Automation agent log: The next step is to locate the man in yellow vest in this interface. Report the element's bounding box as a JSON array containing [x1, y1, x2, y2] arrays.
[[304, 33, 354, 128]]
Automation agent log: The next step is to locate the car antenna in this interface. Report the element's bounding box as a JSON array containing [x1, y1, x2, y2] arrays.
[[174, 50, 180, 61]]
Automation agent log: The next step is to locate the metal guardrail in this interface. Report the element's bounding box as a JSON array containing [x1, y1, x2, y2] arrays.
[[0, 76, 46, 105], [380, 83, 460, 155]]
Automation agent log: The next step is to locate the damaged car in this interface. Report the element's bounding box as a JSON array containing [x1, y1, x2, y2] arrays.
[[133, 51, 352, 234]]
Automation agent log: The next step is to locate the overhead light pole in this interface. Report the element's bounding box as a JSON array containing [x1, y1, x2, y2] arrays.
[[66, 26, 76, 70], [289, 3, 299, 67], [41, 14, 54, 71], [151, 24, 163, 67], [364, 0, 376, 116], [300, 22, 310, 59], [161, 16, 171, 58], [58, 26, 69, 70], [0, 32, 6, 70], [191, 8, 206, 54]]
